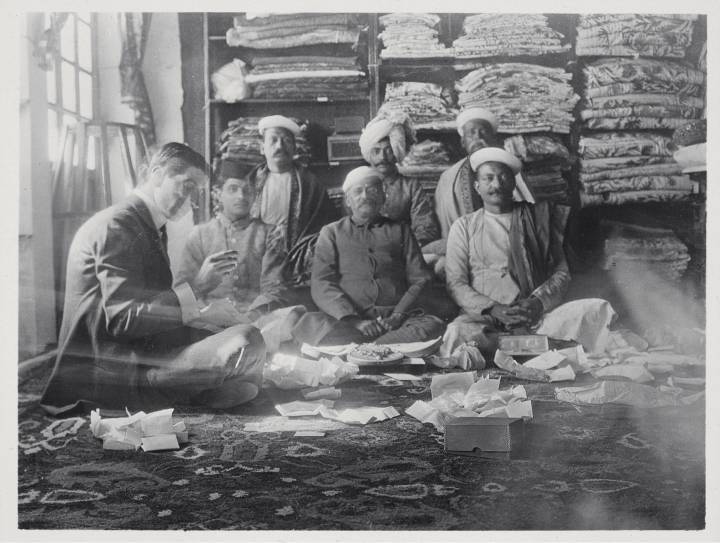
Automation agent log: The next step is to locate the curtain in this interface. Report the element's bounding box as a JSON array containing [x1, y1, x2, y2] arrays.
[[119, 13, 156, 145]]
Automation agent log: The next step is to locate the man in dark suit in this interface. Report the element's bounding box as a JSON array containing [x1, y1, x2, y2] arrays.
[[41, 143, 266, 415]]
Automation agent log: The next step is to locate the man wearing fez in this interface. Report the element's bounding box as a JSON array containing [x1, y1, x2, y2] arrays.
[[292, 166, 445, 346], [41, 143, 266, 414], [247, 115, 338, 285], [176, 159, 305, 353], [358, 113, 440, 248], [442, 147, 571, 360], [435, 108, 534, 240]]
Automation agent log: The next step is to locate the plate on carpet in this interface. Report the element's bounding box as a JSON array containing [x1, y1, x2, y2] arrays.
[[347, 345, 404, 366]]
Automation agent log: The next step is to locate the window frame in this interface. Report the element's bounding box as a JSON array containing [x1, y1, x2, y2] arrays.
[[46, 12, 99, 163]]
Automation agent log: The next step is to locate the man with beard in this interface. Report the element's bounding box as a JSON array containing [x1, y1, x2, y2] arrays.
[[176, 159, 306, 354], [292, 166, 445, 346], [358, 113, 440, 248], [247, 115, 338, 287], [441, 147, 571, 364], [434, 108, 534, 239], [41, 143, 267, 414]]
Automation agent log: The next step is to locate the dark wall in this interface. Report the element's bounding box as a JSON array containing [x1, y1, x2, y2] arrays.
[[178, 13, 205, 157]]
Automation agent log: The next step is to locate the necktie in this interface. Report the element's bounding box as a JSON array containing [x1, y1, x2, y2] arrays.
[[159, 225, 168, 253]]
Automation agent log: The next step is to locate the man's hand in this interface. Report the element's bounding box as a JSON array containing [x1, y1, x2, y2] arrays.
[[511, 296, 544, 326], [192, 299, 246, 330], [193, 250, 239, 296], [352, 318, 386, 338], [489, 303, 529, 328], [379, 312, 407, 331]]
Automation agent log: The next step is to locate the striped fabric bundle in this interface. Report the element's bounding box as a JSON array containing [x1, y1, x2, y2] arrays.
[[379, 13, 453, 59]]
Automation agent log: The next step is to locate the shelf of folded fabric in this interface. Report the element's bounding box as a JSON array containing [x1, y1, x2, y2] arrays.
[[453, 51, 575, 72], [209, 98, 370, 105]]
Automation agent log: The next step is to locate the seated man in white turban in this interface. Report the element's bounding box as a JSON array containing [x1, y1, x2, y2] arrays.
[[292, 166, 446, 346], [248, 115, 339, 291], [435, 108, 534, 240], [358, 113, 440, 248], [442, 148, 571, 362]]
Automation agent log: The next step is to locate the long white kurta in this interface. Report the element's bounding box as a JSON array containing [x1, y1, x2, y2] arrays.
[[259, 171, 293, 226]]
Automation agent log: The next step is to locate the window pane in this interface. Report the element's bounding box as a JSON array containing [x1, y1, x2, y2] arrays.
[[79, 71, 93, 118], [62, 61, 77, 112], [87, 134, 96, 170], [48, 109, 59, 162], [77, 12, 91, 23], [63, 114, 79, 166], [46, 64, 56, 104], [77, 21, 92, 71], [60, 15, 75, 62]]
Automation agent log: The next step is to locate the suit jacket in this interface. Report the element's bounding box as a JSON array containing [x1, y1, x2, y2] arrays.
[[41, 194, 204, 414]]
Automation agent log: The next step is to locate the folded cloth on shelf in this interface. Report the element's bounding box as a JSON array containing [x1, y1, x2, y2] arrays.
[[585, 93, 705, 110], [453, 13, 570, 58], [504, 134, 571, 164], [579, 105, 702, 120], [579, 163, 683, 182], [456, 63, 578, 134], [576, 14, 696, 58], [582, 175, 694, 195], [378, 82, 458, 127], [580, 190, 693, 207], [579, 155, 675, 173], [583, 117, 695, 131], [379, 12, 453, 59], [578, 132, 674, 159], [227, 14, 362, 48], [583, 58, 705, 96], [227, 28, 360, 49]]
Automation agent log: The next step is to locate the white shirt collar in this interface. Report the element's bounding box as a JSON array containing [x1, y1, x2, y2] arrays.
[[133, 188, 167, 230]]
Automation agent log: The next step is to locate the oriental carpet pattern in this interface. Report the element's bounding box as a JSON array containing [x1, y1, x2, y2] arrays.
[[18, 368, 704, 530]]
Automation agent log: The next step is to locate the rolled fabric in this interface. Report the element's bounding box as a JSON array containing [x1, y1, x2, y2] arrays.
[[456, 107, 498, 134], [342, 165, 382, 192], [258, 115, 301, 136], [469, 147, 522, 174]]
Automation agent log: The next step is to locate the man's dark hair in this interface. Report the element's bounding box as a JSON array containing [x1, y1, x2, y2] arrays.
[[146, 142, 209, 178]]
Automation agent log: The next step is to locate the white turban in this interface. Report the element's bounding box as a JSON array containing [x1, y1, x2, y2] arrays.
[[342, 166, 382, 193], [456, 108, 498, 135], [469, 147, 522, 175], [358, 112, 414, 164], [258, 115, 301, 137]]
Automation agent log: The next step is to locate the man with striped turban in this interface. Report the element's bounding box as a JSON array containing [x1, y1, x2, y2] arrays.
[[358, 112, 440, 248]]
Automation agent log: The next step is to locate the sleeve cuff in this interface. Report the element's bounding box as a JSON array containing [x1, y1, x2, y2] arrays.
[[173, 282, 201, 324], [529, 289, 548, 312]]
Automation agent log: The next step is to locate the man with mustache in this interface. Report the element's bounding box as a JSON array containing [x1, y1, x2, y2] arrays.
[[434, 108, 534, 240], [358, 113, 440, 248], [176, 159, 306, 353], [442, 147, 571, 365], [292, 166, 445, 345], [41, 143, 267, 414], [247, 115, 338, 288]]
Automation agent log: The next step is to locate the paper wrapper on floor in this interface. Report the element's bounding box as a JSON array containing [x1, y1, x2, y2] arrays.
[[263, 353, 359, 389], [90, 408, 189, 451], [406, 373, 533, 432], [536, 298, 617, 354], [555, 380, 704, 408]]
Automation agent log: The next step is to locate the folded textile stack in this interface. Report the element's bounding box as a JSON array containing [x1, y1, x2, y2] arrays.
[[246, 56, 368, 100], [577, 132, 694, 206], [378, 82, 458, 130], [602, 221, 691, 281], [504, 134, 571, 202], [456, 64, 578, 133], [379, 13, 453, 59], [580, 58, 706, 132], [227, 13, 361, 49], [398, 140, 453, 177], [453, 14, 570, 59], [576, 14, 697, 58], [216, 116, 312, 166]]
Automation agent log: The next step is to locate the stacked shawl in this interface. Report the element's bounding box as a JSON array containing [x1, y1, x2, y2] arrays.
[[580, 58, 705, 132], [453, 14, 570, 59], [398, 140, 453, 192], [378, 82, 458, 130], [577, 132, 693, 206], [227, 13, 361, 49], [603, 221, 691, 282], [246, 56, 368, 100], [456, 64, 578, 133], [504, 135, 571, 202], [379, 13, 453, 59], [217, 116, 312, 167], [576, 14, 697, 58]]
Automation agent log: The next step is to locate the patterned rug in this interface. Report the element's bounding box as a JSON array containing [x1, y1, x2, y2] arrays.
[[18, 367, 705, 531]]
